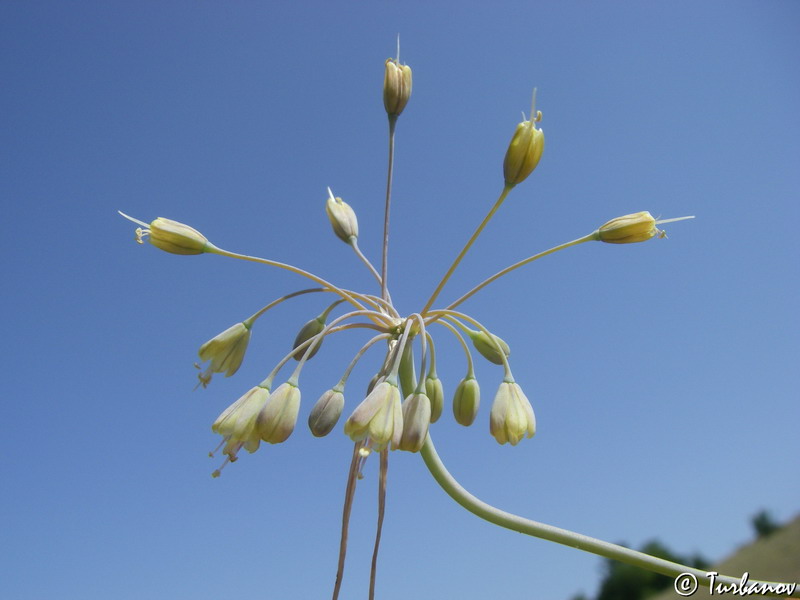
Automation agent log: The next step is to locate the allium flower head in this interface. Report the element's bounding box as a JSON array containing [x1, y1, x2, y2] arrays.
[[489, 381, 536, 445], [503, 91, 545, 186], [325, 188, 359, 243], [210, 385, 271, 476], [383, 58, 412, 117]]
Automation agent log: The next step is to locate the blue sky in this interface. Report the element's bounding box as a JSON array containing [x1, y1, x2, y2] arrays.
[[2, 2, 798, 599]]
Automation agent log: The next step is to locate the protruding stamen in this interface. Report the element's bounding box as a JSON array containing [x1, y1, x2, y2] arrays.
[[117, 210, 150, 228]]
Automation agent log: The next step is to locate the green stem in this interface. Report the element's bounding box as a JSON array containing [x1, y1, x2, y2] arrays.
[[420, 434, 799, 598], [421, 184, 513, 315], [445, 233, 596, 311], [381, 116, 398, 303]]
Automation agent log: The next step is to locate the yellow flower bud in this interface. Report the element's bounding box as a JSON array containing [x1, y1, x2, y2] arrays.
[[383, 58, 412, 117], [489, 381, 536, 445], [452, 377, 480, 426], [118, 211, 211, 255], [469, 330, 511, 366], [397, 392, 431, 452], [210, 385, 270, 475], [257, 382, 301, 444], [595, 212, 695, 244], [503, 90, 545, 186], [308, 389, 345, 438], [325, 188, 359, 243]]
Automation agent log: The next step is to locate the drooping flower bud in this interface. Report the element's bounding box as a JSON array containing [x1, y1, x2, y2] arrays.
[[292, 316, 326, 360], [210, 385, 271, 476], [425, 375, 444, 423], [383, 58, 412, 117], [503, 90, 544, 187], [257, 382, 301, 444], [344, 380, 403, 450], [452, 377, 480, 426], [308, 389, 345, 437], [397, 392, 431, 452], [325, 188, 359, 243], [489, 381, 536, 445], [196, 322, 251, 387], [469, 330, 511, 366], [595, 212, 695, 244]]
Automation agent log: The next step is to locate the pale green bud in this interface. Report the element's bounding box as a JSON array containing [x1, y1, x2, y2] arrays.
[[292, 317, 326, 360], [398, 339, 417, 397], [344, 380, 403, 450], [425, 375, 444, 424], [453, 377, 480, 426], [383, 58, 412, 117], [325, 189, 359, 243], [397, 392, 431, 452], [503, 91, 544, 186], [257, 382, 301, 444], [308, 389, 345, 437], [489, 381, 536, 445], [197, 322, 251, 386], [470, 330, 511, 366]]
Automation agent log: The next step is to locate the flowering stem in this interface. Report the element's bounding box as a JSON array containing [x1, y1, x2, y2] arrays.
[[332, 441, 365, 600], [369, 448, 389, 600], [419, 434, 800, 598], [421, 184, 513, 315], [381, 115, 398, 303], [445, 233, 596, 311], [350, 239, 389, 302], [243, 288, 326, 327]]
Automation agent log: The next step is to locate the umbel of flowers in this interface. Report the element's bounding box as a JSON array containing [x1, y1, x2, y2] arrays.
[[119, 50, 792, 600]]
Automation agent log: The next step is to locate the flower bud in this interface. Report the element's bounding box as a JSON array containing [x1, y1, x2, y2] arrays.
[[397, 392, 431, 452], [470, 330, 511, 366], [325, 188, 359, 243], [489, 381, 536, 445], [257, 382, 301, 444], [425, 375, 444, 424], [119, 211, 211, 255], [211, 385, 271, 471], [344, 380, 403, 450], [453, 377, 480, 426], [383, 58, 412, 117], [196, 322, 251, 386], [503, 91, 544, 186], [292, 317, 326, 361], [308, 389, 345, 437], [596, 211, 661, 244]]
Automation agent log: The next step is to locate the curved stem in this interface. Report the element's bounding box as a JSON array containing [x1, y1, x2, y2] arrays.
[[243, 288, 326, 328], [420, 434, 800, 598], [208, 246, 380, 320], [369, 448, 389, 600], [381, 116, 398, 302], [351, 239, 390, 305], [445, 233, 596, 311], [332, 440, 364, 600], [421, 184, 513, 315]]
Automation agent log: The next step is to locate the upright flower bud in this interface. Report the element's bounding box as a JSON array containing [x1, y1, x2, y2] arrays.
[[119, 212, 212, 255], [196, 322, 251, 387], [257, 382, 301, 444], [595, 212, 695, 244], [503, 90, 545, 186], [383, 58, 412, 117], [469, 330, 511, 366], [308, 388, 345, 437], [325, 188, 359, 243], [452, 377, 480, 426], [397, 392, 431, 452], [489, 381, 536, 445]]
